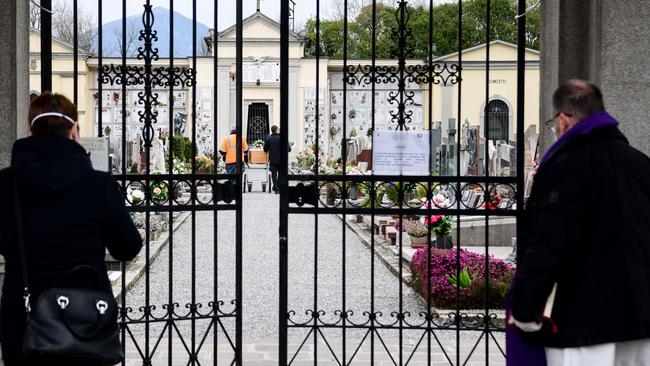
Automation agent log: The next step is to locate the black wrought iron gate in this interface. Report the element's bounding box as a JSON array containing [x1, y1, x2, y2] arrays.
[[279, 0, 528, 365], [39, 0, 245, 364], [37, 0, 530, 364]]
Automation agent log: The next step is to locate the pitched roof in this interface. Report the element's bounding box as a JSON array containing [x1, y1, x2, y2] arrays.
[[30, 29, 93, 55], [433, 40, 539, 61], [216, 11, 304, 41]]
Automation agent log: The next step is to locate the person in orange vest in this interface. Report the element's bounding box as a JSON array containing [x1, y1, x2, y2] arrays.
[[219, 127, 249, 174]]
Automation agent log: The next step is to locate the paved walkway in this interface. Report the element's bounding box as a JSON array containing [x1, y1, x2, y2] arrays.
[[123, 189, 506, 365]]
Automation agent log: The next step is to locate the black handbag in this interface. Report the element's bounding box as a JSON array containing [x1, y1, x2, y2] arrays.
[[13, 182, 124, 365]]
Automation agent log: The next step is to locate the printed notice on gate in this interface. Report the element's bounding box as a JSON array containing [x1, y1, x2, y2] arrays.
[[372, 131, 430, 175], [79, 137, 110, 172]]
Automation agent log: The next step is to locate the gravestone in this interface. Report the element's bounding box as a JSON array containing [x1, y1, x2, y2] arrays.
[[430, 128, 442, 173]]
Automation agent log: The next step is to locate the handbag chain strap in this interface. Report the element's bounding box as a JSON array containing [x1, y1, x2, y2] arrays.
[[13, 177, 32, 313]]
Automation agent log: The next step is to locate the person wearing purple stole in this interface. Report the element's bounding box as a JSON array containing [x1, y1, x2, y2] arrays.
[[508, 80, 650, 365]]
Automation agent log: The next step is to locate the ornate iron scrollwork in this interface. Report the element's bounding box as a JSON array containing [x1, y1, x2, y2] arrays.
[[101, 64, 195, 88], [138, 3, 159, 148], [343, 0, 461, 130]]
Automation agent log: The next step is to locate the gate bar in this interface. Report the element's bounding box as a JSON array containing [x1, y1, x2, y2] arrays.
[[516, 1, 526, 261], [235, 0, 244, 364], [39, 0, 52, 92], [73, 0, 78, 105], [279, 0, 290, 363], [455, 1, 464, 364], [97, 0, 103, 137]]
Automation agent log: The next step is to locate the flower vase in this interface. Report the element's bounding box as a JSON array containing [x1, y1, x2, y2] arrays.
[[435, 234, 453, 249], [410, 235, 428, 248]]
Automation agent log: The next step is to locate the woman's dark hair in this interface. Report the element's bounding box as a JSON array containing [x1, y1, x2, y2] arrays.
[[28, 92, 78, 137]]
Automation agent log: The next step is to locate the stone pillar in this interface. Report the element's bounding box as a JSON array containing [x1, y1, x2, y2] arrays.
[[540, 0, 650, 156], [0, 0, 29, 168], [0, 2, 29, 361]]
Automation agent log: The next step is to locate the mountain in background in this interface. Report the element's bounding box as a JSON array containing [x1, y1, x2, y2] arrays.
[[96, 7, 210, 57]]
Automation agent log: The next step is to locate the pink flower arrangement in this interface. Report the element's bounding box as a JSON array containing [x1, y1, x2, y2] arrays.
[[424, 214, 443, 225], [422, 200, 449, 230], [410, 248, 514, 309]]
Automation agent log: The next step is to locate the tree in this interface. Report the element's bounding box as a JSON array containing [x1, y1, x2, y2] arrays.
[[112, 21, 140, 57], [29, 1, 41, 30], [50, 0, 98, 53], [302, 0, 540, 59], [29, 0, 140, 56], [325, 0, 376, 20]]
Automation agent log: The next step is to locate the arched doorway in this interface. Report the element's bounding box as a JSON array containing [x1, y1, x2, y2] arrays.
[[485, 99, 510, 140], [246, 102, 269, 144]]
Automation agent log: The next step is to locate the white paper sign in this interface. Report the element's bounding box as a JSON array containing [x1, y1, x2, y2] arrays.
[[79, 137, 110, 172], [372, 130, 430, 175]]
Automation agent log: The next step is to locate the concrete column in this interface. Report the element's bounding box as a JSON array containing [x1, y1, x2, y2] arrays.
[[540, 0, 650, 155], [0, 3, 29, 359], [0, 0, 30, 168]]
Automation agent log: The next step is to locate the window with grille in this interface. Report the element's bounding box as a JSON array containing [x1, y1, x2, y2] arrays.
[[246, 103, 270, 144], [485, 99, 510, 141]]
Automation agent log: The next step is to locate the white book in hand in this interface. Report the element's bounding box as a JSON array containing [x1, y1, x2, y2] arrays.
[[543, 283, 557, 318], [542, 283, 559, 333]]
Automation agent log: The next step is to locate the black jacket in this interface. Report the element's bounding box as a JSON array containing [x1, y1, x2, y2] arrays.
[[263, 133, 290, 165], [0, 136, 142, 361], [511, 126, 650, 347]]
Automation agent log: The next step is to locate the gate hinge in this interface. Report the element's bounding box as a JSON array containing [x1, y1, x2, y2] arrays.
[[288, 183, 319, 207]]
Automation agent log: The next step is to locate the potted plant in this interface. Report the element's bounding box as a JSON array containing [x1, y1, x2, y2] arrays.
[[248, 139, 268, 164], [433, 215, 453, 249], [406, 220, 429, 248], [195, 155, 213, 173]]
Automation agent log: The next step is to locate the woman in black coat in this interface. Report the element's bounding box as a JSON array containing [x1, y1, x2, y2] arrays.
[[0, 93, 142, 365]]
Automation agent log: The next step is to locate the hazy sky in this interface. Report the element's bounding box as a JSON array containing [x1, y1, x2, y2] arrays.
[[79, 0, 322, 31], [75, 0, 454, 31]]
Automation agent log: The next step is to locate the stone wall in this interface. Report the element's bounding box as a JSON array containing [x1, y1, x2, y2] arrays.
[[540, 0, 650, 156]]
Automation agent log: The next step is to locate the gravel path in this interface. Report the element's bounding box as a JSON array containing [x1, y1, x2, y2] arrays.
[[123, 183, 505, 364]]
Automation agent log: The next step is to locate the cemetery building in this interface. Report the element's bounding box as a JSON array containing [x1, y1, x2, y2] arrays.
[[28, 11, 540, 172]]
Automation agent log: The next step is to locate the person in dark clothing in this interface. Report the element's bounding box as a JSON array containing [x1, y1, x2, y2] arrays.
[[263, 125, 290, 194], [0, 93, 142, 365], [508, 80, 650, 365]]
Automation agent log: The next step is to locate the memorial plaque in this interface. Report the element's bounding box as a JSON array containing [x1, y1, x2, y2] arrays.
[[243, 62, 280, 84]]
